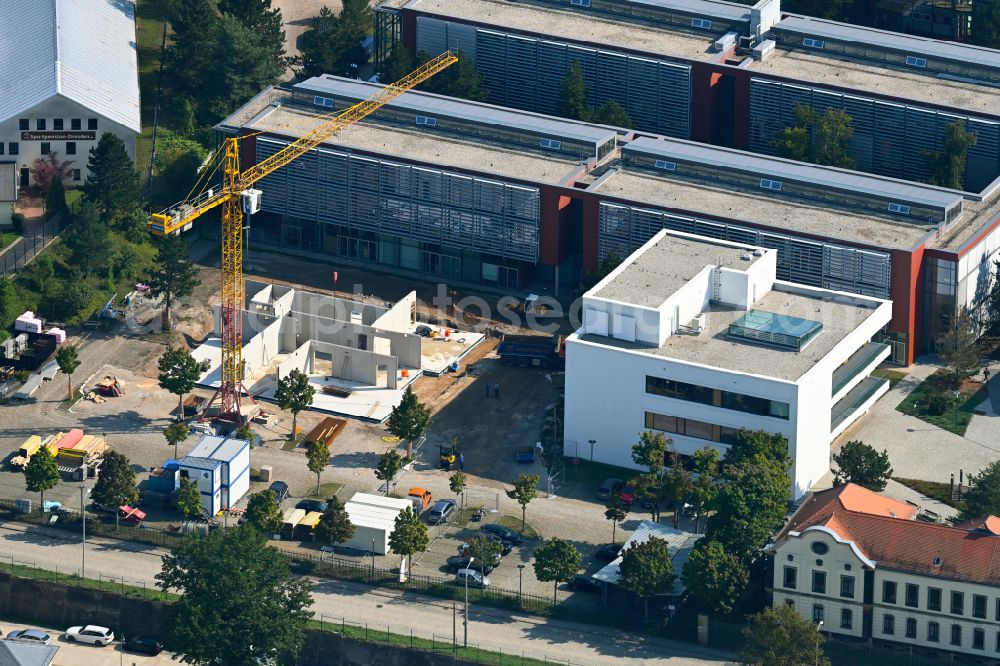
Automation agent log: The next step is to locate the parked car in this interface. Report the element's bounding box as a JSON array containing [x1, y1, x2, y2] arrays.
[[407, 487, 433, 513], [123, 636, 164, 656], [7, 629, 52, 646], [64, 625, 114, 646], [618, 483, 637, 507], [597, 478, 623, 500], [428, 499, 456, 524], [569, 575, 602, 593], [454, 568, 490, 588], [480, 524, 523, 545], [595, 543, 622, 562], [459, 534, 513, 556], [295, 499, 327, 513], [446, 555, 498, 574], [268, 481, 289, 503]]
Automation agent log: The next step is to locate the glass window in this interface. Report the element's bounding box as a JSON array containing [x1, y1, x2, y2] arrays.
[[883, 614, 894, 635], [974, 628, 984, 650], [645, 376, 789, 420], [951, 624, 962, 646], [813, 604, 824, 623], [415, 116, 437, 127], [905, 584, 918, 608], [0, 143, 3, 156], [53, 119, 63, 131], [40, 142, 50, 155], [66, 142, 76, 156], [928, 588, 942, 611], [928, 622, 939, 642], [883, 581, 897, 604], [644, 412, 678, 433], [72, 169, 80, 181], [906, 618, 916, 639], [974, 594, 987, 619], [840, 609, 852, 629], [840, 576, 855, 599], [8, 143, 17, 155], [684, 419, 713, 441], [952, 591, 964, 615], [36, 119, 46, 131], [18, 119, 28, 131], [812, 571, 826, 594], [996, 598, 1000, 621], [783, 566, 797, 589], [87, 118, 97, 130], [71, 118, 81, 130]]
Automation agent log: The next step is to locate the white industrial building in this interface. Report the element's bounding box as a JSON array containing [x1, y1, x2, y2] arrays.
[[0, 0, 140, 199], [341, 493, 411, 555], [563, 229, 893, 498], [179, 436, 251, 516]]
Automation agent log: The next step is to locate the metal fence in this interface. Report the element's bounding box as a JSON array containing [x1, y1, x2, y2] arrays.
[[0, 216, 64, 276]]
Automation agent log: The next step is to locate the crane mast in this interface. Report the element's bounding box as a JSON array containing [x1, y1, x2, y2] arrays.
[[149, 51, 458, 422]]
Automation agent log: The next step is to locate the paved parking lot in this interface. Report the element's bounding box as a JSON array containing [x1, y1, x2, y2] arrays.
[[0, 620, 173, 665]]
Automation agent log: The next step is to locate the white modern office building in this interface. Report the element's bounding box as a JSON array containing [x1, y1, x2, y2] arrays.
[[563, 229, 893, 498], [0, 0, 140, 193]]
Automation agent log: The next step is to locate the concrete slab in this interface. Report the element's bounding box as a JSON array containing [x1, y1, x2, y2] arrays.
[[412, 323, 485, 376]]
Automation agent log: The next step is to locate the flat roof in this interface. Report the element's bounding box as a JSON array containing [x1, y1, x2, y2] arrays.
[[596, 168, 932, 249], [626, 136, 963, 211], [405, 0, 717, 61], [578, 286, 883, 381], [295, 76, 618, 145], [615, 0, 750, 20], [934, 195, 1000, 251], [595, 232, 762, 307], [746, 47, 999, 117], [245, 104, 580, 185]]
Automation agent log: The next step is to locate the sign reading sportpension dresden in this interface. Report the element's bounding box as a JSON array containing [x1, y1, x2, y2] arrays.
[[20, 131, 96, 141]]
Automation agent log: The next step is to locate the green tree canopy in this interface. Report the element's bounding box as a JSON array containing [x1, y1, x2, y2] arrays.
[[315, 496, 355, 546], [532, 537, 581, 603], [420, 50, 488, 101], [91, 451, 139, 526], [176, 477, 204, 518], [681, 540, 749, 617], [961, 460, 1000, 520], [82, 133, 138, 219], [380, 42, 416, 84], [375, 449, 403, 496], [618, 536, 675, 622], [388, 507, 429, 576], [46, 176, 67, 220], [662, 446, 693, 528], [604, 492, 627, 544], [275, 369, 315, 438], [708, 454, 791, 560], [464, 534, 503, 573], [148, 234, 200, 331], [386, 385, 431, 458], [924, 121, 977, 190], [243, 489, 282, 534], [593, 100, 633, 129], [55, 345, 81, 402], [559, 60, 589, 121], [298, 0, 371, 79], [972, 0, 1000, 49], [306, 440, 330, 495], [689, 446, 720, 533], [724, 429, 789, 468], [771, 104, 855, 169], [24, 447, 60, 509], [936, 308, 981, 384], [738, 605, 830, 666], [832, 440, 892, 491], [581, 250, 623, 291], [297, 7, 339, 78], [158, 347, 202, 421], [0, 276, 21, 328], [632, 430, 669, 473], [65, 204, 112, 278], [157, 526, 313, 666], [163, 422, 190, 460], [506, 473, 540, 532], [449, 471, 467, 507]]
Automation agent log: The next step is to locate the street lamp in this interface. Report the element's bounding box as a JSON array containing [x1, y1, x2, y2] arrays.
[[464, 557, 474, 647], [815, 620, 824, 666], [517, 564, 526, 609], [953, 389, 962, 430], [588, 439, 596, 462], [79, 484, 90, 578], [371, 538, 376, 580]]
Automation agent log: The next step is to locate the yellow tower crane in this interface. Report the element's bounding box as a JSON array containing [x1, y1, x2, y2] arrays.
[[149, 51, 458, 423]]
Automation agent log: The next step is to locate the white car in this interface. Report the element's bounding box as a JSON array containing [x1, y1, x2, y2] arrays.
[[64, 625, 114, 646]]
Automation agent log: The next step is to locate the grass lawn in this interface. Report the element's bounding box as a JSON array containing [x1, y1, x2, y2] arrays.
[[309, 482, 344, 500], [871, 367, 908, 389], [0, 232, 19, 249], [0, 560, 176, 602], [135, 0, 171, 185], [896, 370, 988, 436], [496, 514, 539, 540], [893, 477, 966, 514]]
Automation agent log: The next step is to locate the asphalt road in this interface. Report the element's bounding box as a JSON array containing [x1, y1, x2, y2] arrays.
[[0, 521, 733, 666]]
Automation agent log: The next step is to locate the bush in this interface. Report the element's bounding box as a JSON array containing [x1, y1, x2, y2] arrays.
[[926, 390, 950, 416], [10, 213, 24, 235]]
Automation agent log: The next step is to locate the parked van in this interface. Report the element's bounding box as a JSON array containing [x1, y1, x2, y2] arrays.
[[294, 511, 323, 540], [454, 569, 490, 588], [280, 508, 306, 539], [407, 488, 432, 513]]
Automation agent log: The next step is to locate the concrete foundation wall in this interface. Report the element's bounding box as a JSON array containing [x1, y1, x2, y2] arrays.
[[373, 291, 416, 332], [294, 290, 387, 325], [243, 318, 283, 373], [310, 340, 398, 389], [278, 341, 313, 379], [295, 313, 422, 369]]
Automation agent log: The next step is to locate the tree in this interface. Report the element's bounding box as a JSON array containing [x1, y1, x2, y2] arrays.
[[0, 276, 22, 328], [243, 489, 282, 534], [593, 100, 633, 128], [662, 446, 693, 528], [55, 345, 80, 401], [157, 526, 313, 666], [388, 507, 429, 577], [167, 0, 222, 110], [924, 121, 977, 190], [386, 385, 431, 458], [158, 347, 203, 421], [449, 471, 467, 509], [506, 473, 540, 532], [936, 308, 981, 384], [334, 0, 374, 75], [297, 7, 340, 79], [581, 250, 623, 291], [275, 369, 315, 438], [176, 477, 204, 518], [782, 0, 855, 21], [559, 60, 589, 121], [771, 104, 855, 168], [689, 447, 719, 533], [738, 605, 830, 666], [681, 540, 749, 617], [604, 492, 627, 544], [380, 42, 415, 84], [771, 104, 814, 163], [163, 422, 190, 460], [532, 538, 581, 604], [724, 429, 789, 468], [375, 449, 403, 496], [315, 496, 355, 546], [65, 204, 112, 277], [988, 260, 1000, 334], [960, 460, 1000, 520], [91, 451, 139, 528], [82, 133, 138, 218], [832, 440, 892, 491], [463, 535, 502, 574], [31, 153, 74, 194], [147, 233, 201, 330], [24, 447, 60, 510], [421, 50, 488, 101], [708, 455, 791, 560], [306, 440, 329, 495], [46, 176, 67, 220], [618, 536, 675, 623], [206, 14, 287, 119], [632, 431, 669, 522], [972, 0, 1000, 49]]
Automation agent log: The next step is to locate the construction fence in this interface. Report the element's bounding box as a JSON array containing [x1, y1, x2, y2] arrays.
[[0, 216, 64, 276]]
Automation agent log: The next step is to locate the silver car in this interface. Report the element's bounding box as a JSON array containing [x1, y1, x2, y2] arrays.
[[455, 568, 490, 588], [7, 629, 52, 646]]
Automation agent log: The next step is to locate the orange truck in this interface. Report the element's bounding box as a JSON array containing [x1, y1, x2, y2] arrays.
[[407, 488, 433, 514]]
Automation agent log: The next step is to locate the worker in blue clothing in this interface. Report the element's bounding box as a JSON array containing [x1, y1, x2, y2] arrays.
[[493, 382, 500, 398], [459, 453, 465, 470]]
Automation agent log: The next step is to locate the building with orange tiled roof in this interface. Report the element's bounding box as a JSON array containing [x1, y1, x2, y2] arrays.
[[770, 483, 1000, 657]]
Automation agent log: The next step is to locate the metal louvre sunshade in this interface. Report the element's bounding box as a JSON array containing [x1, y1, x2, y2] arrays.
[[728, 310, 823, 351]]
